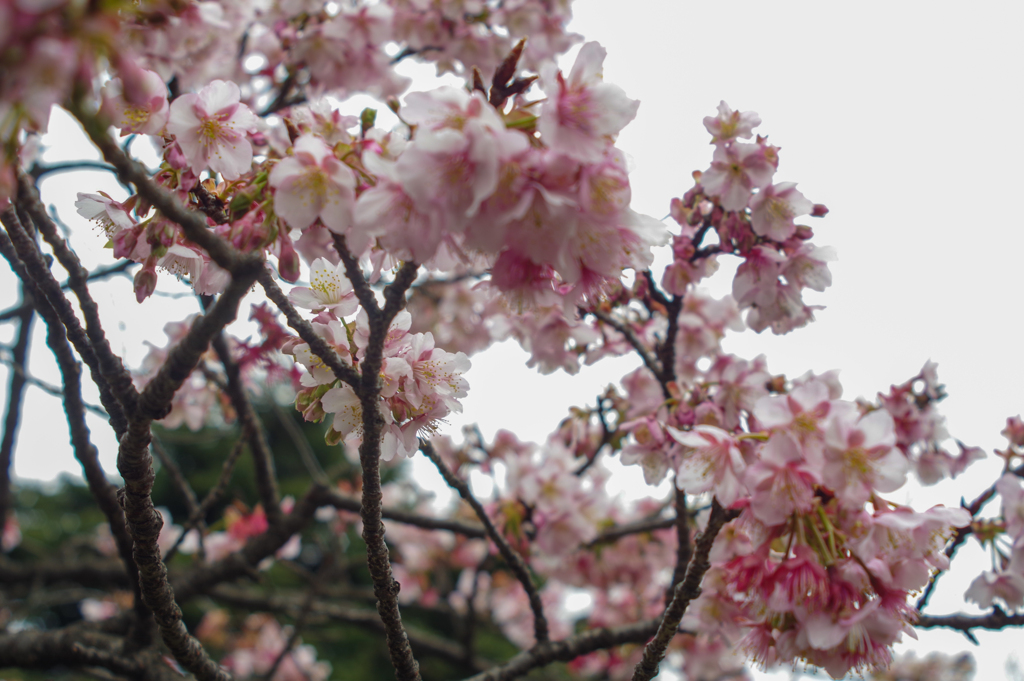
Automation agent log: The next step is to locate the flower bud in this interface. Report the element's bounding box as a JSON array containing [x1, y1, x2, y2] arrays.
[[277, 236, 300, 283], [133, 262, 158, 303]]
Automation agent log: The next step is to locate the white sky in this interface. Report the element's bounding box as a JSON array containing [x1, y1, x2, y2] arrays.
[[1, 0, 1022, 678]]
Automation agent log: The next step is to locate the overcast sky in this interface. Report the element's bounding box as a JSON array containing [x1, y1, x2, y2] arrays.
[[1, 0, 1022, 678]]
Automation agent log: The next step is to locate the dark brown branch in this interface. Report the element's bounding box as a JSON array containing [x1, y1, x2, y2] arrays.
[[0, 355, 107, 416], [0, 208, 130, 435], [421, 440, 549, 644], [163, 436, 246, 563], [0, 282, 33, 527], [0, 224, 148, 636], [667, 487, 692, 602], [349, 250, 423, 681], [0, 556, 131, 589], [272, 399, 329, 486], [917, 608, 1024, 644], [28, 160, 117, 180], [115, 275, 262, 680], [210, 586, 488, 671], [0, 628, 145, 679], [631, 500, 737, 681], [332, 233, 380, 314], [151, 437, 201, 516], [916, 469, 1019, 611], [322, 488, 487, 538], [171, 483, 327, 602], [462, 619, 660, 681], [133, 271, 261, 423], [262, 585, 318, 681], [656, 294, 683, 390], [206, 314, 282, 525], [19, 174, 139, 421]]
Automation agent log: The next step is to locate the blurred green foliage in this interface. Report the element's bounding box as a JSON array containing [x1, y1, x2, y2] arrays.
[[1, 400, 554, 680]]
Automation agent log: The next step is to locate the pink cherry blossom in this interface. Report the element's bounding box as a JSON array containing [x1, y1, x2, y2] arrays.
[[700, 142, 777, 211], [166, 79, 257, 180], [748, 182, 813, 241], [783, 243, 836, 292], [965, 569, 1024, 611], [269, 133, 357, 233], [537, 41, 640, 162], [1003, 415, 1024, 446], [745, 432, 820, 526], [667, 424, 747, 507], [99, 67, 169, 136], [997, 472, 1024, 538], [823, 409, 907, 508], [703, 100, 761, 145]]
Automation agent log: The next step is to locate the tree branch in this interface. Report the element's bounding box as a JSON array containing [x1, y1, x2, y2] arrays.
[[17, 174, 139, 421], [349, 250, 423, 681], [205, 309, 282, 525], [420, 440, 549, 644], [588, 308, 665, 394], [917, 608, 1024, 644], [322, 488, 487, 538], [0, 208, 130, 435], [631, 500, 737, 681], [0, 282, 33, 527], [462, 619, 660, 681]]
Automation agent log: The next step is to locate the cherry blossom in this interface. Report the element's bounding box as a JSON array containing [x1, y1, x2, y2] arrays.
[[700, 142, 777, 211], [703, 100, 761, 145], [748, 182, 813, 241], [287, 257, 358, 317], [667, 424, 747, 507], [99, 67, 169, 136], [269, 134, 357, 233], [167, 79, 258, 180], [537, 41, 640, 162], [74, 192, 134, 239]]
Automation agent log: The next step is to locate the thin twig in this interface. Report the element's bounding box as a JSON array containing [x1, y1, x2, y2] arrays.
[[588, 308, 663, 388], [0, 352, 108, 416], [272, 399, 329, 486], [420, 440, 549, 644], [322, 488, 487, 538], [163, 436, 247, 563], [204, 310, 282, 526]]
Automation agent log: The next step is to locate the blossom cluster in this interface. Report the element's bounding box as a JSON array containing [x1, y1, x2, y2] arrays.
[[286, 258, 471, 460], [964, 417, 1024, 612], [610, 366, 977, 677]]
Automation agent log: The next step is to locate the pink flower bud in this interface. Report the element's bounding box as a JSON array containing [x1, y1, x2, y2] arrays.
[[1003, 416, 1024, 447], [811, 203, 829, 217], [112, 227, 138, 260], [134, 262, 158, 303], [165, 142, 189, 170], [277, 237, 301, 283]]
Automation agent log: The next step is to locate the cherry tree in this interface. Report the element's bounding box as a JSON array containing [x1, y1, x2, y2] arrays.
[[0, 1, 1019, 680]]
